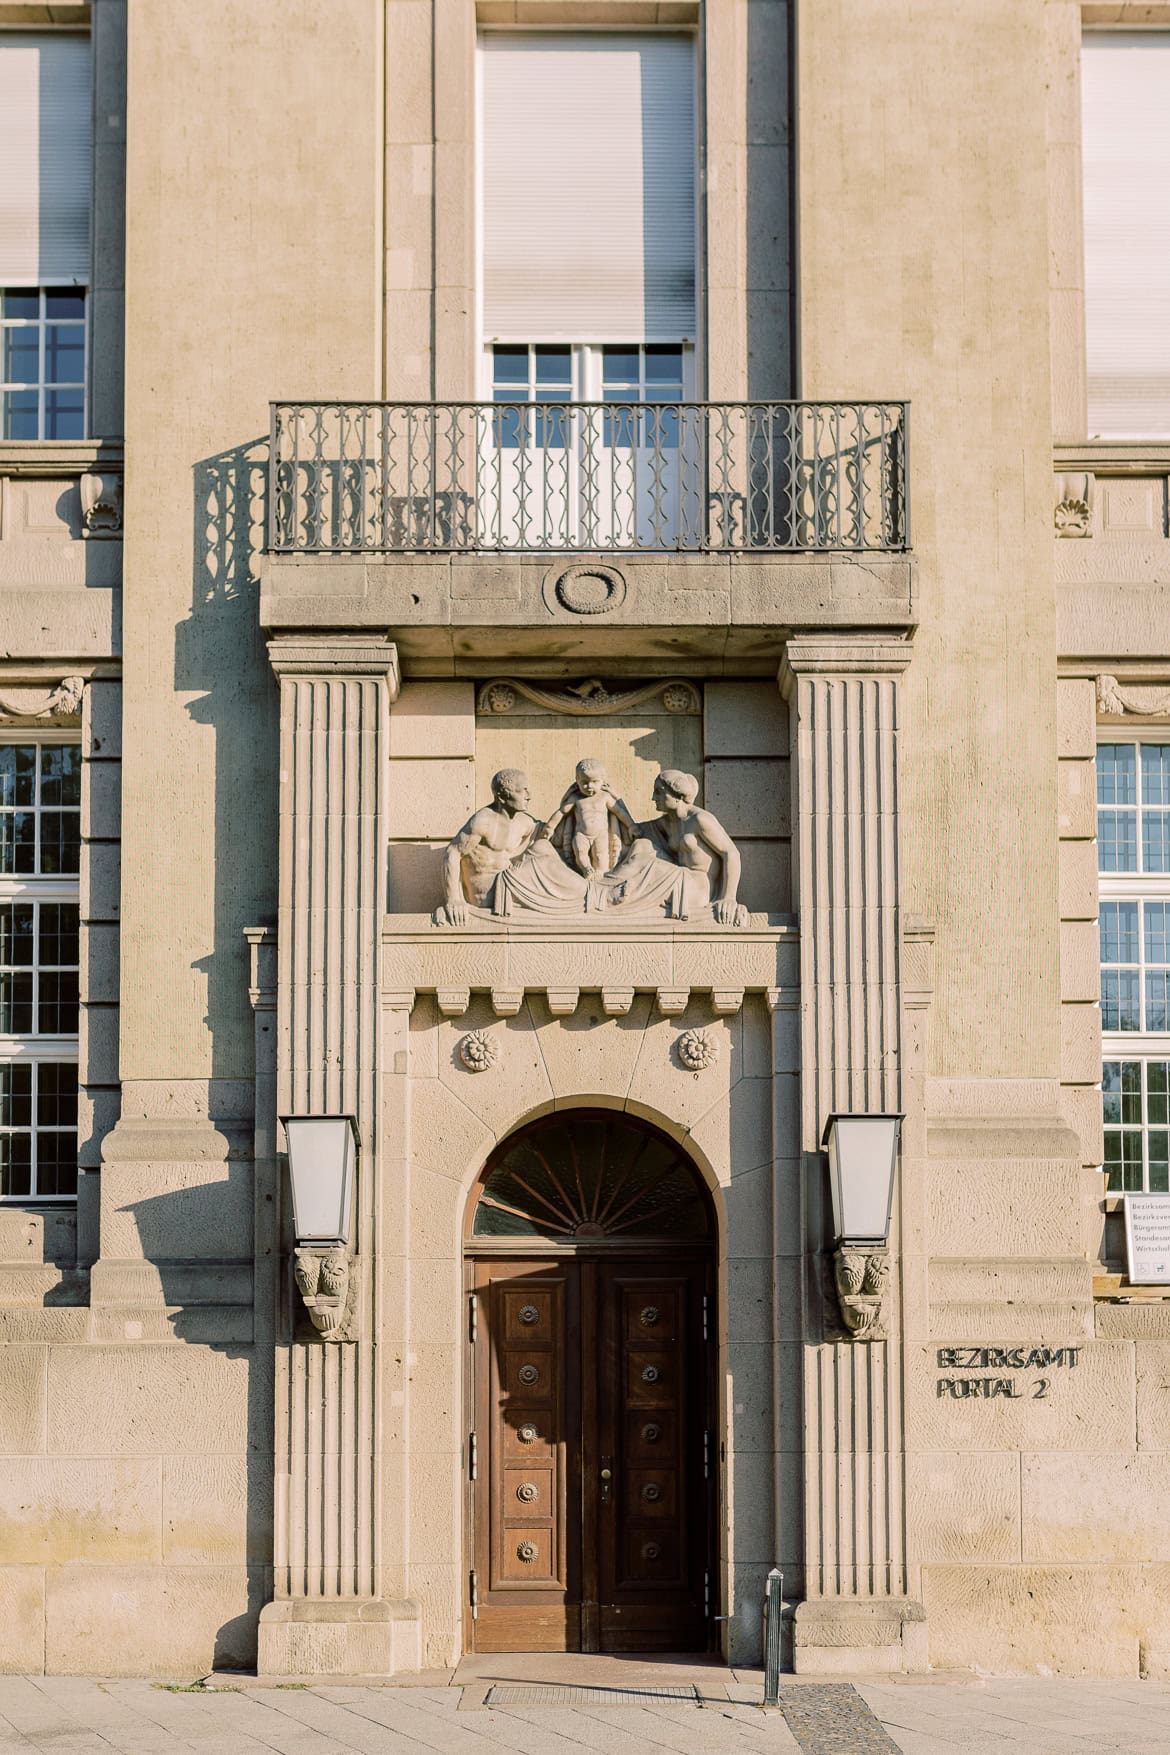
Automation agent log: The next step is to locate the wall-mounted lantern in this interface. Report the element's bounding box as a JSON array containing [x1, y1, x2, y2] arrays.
[[281, 1114, 359, 1342], [822, 1112, 903, 1341]]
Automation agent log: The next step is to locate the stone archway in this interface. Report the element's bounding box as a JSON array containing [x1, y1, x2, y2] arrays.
[[463, 1109, 717, 1654]]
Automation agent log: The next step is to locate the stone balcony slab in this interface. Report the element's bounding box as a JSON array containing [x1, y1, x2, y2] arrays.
[[260, 551, 915, 672]]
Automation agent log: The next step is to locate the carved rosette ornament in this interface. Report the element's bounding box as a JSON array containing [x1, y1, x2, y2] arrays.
[[832, 1246, 890, 1342], [677, 1027, 719, 1073], [293, 1247, 359, 1343], [459, 1029, 499, 1072]]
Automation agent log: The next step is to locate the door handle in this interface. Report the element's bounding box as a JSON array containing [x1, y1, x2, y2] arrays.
[[600, 1457, 613, 1505]]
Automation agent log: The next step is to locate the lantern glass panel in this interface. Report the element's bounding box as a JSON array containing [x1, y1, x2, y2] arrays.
[[282, 1115, 357, 1244], [824, 1114, 900, 1244]]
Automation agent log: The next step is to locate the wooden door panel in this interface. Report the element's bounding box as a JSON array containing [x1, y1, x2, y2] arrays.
[[597, 1265, 709, 1652], [469, 1253, 710, 1654], [472, 1261, 579, 1651]]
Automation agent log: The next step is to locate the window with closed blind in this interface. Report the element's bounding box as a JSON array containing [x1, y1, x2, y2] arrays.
[[1082, 32, 1170, 438], [0, 33, 91, 440], [479, 32, 696, 346]]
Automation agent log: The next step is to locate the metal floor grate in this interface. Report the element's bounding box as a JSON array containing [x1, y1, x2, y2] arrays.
[[484, 1683, 701, 1708]]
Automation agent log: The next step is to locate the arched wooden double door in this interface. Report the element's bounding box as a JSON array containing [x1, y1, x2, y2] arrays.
[[464, 1111, 716, 1653]]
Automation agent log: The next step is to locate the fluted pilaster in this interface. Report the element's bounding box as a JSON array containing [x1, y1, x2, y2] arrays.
[[781, 635, 914, 1629], [259, 637, 404, 1672]]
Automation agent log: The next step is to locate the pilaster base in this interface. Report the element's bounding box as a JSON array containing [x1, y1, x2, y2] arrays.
[[256, 1599, 422, 1678], [792, 1598, 927, 1674]]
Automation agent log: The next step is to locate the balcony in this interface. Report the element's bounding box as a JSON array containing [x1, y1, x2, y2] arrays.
[[267, 401, 909, 556], [259, 401, 914, 668]]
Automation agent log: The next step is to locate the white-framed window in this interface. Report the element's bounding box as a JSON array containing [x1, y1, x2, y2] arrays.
[[487, 343, 691, 421], [1100, 736, 1170, 1193], [1081, 31, 1170, 438], [1, 287, 87, 440], [0, 736, 80, 1202], [0, 32, 92, 441], [478, 33, 697, 348]]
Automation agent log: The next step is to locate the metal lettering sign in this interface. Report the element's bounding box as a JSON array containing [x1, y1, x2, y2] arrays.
[[1124, 1193, 1170, 1285], [935, 1345, 1080, 1404]]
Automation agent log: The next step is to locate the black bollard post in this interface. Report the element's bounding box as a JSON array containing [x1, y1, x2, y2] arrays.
[[762, 1566, 784, 1708]]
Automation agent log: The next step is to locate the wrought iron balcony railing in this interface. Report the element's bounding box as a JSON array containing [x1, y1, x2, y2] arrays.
[[268, 400, 909, 555]]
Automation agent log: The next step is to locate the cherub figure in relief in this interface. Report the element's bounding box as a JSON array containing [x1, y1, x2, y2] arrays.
[[538, 757, 638, 877]]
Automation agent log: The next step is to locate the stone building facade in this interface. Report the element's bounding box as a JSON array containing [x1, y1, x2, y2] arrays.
[[1, 0, 1169, 1680]]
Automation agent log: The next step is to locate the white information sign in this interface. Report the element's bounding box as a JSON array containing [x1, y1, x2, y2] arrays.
[[1124, 1193, 1170, 1285]]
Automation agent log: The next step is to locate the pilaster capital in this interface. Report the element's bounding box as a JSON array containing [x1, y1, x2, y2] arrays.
[[267, 635, 401, 699], [778, 634, 913, 697]]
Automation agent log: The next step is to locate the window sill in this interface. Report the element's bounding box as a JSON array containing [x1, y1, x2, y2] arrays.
[[1054, 439, 1170, 475], [1094, 1272, 1170, 1301], [0, 439, 123, 476]]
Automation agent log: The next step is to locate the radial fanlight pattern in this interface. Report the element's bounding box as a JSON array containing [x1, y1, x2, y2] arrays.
[[473, 1113, 711, 1239]]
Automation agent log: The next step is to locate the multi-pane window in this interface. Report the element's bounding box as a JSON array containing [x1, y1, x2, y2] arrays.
[[0, 288, 86, 440], [1101, 739, 1170, 1194], [491, 346, 572, 448], [0, 740, 80, 1201], [1098, 742, 1170, 873]]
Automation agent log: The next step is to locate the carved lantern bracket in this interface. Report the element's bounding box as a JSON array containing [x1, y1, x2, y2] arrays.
[[832, 1246, 890, 1342], [293, 1246, 360, 1343]]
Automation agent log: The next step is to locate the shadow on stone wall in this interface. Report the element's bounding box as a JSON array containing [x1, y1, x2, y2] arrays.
[[177, 439, 278, 1081], [158, 441, 281, 1665], [746, 0, 794, 400], [122, 1157, 276, 1671]]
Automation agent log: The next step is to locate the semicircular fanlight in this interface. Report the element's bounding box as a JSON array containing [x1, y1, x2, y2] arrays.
[[473, 1113, 711, 1239]]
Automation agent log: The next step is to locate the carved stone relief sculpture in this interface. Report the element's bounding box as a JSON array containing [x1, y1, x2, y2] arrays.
[[0, 675, 85, 724], [435, 763, 749, 927], [1096, 673, 1170, 720], [1053, 471, 1094, 537]]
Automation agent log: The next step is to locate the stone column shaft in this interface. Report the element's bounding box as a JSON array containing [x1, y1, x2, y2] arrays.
[[260, 638, 399, 1665], [782, 636, 911, 1610]]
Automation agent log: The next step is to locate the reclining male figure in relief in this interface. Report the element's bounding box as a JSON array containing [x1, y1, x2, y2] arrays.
[[435, 761, 748, 927], [439, 767, 537, 928]]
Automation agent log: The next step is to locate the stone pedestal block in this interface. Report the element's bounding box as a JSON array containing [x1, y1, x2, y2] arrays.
[[257, 1598, 422, 1678]]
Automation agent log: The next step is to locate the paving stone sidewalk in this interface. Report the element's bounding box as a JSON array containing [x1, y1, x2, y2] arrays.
[[3, 1675, 1170, 1754]]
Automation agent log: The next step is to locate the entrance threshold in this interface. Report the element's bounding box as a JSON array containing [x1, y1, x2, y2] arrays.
[[452, 1649, 738, 1709]]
